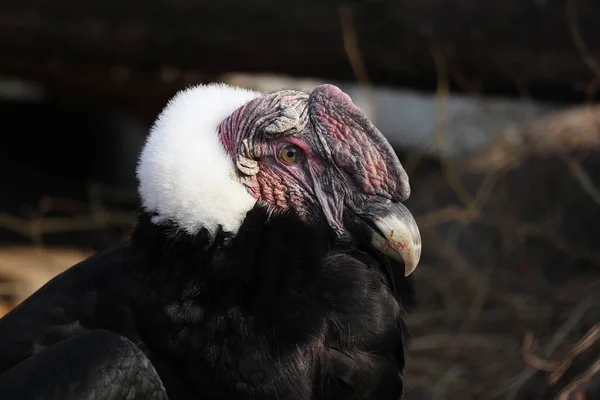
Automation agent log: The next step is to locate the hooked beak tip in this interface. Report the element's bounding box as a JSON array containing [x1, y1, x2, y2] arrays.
[[366, 203, 422, 276]]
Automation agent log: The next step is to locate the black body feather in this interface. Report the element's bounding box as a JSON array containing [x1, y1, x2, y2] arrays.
[[0, 206, 414, 399]]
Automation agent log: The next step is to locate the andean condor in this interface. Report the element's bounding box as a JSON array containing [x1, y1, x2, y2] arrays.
[[0, 83, 421, 399]]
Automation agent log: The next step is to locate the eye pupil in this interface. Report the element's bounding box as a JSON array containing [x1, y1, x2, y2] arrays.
[[280, 145, 299, 163]]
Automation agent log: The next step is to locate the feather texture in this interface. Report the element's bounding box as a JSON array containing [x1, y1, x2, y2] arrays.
[[0, 206, 413, 399]]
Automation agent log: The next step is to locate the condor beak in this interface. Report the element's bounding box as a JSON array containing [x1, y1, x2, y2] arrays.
[[357, 201, 422, 276]]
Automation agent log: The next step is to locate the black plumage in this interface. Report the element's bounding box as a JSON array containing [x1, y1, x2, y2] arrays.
[[0, 206, 414, 399]]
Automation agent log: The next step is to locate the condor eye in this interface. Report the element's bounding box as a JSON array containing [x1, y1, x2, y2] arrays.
[[279, 144, 300, 163]]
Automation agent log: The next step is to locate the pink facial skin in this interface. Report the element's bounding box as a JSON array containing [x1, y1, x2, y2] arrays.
[[217, 84, 411, 234], [217, 84, 421, 276]]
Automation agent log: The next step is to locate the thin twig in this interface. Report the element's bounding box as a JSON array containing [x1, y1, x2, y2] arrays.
[[566, 0, 600, 79], [562, 154, 600, 206], [430, 48, 475, 208], [557, 356, 600, 400], [502, 297, 595, 399], [0, 212, 136, 239], [548, 324, 600, 385], [416, 206, 468, 229], [522, 331, 561, 372], [339, 5, 371, 87]]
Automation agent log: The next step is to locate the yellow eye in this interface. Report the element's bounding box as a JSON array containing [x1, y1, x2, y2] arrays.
[[280, 145, 299, 163]]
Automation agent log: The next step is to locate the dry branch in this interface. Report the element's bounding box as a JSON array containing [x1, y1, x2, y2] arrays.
[[464, 106, 600, 172], [502, 298, 595, 399]]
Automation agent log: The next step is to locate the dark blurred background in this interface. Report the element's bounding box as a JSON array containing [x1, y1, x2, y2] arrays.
[[1, 1, 600, 398]]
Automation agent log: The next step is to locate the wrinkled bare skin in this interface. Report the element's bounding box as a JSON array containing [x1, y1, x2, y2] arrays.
[[218, 84, 421, 275]]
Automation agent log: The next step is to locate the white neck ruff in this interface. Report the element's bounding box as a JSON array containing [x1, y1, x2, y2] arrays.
[[137, 83, 262, 236]]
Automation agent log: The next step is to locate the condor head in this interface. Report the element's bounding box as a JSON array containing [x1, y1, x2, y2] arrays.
[[137, 83, 421, 276]]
